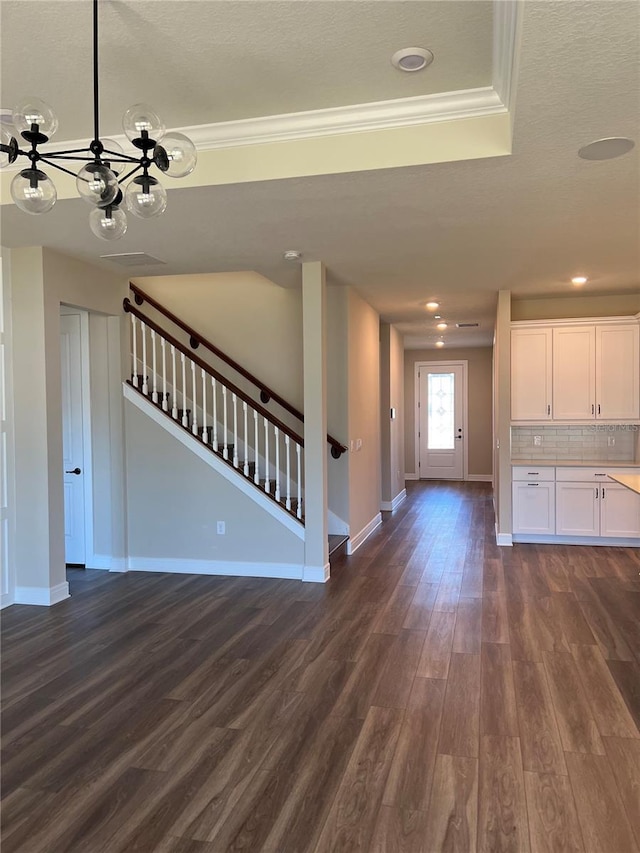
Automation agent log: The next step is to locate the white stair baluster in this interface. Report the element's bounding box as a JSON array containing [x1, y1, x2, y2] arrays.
[[141, 322, 148, 395], [201, 369, 208, 444], [296, 443, 302, 519], [274, 427, 280, 502], [171, 345, 178, 419], [180, 353, 188, 427], [191, 361, 198, 436], [253, 410, 260, 484], [264, 418, 270, 493], [131, 314, 138, 386], [232, 394, 239, 468], [212, 377, 218, 451], [222, 386, 228, 459], [243, 402, 249, 476], [285, 435, 291, 511], [161, 338, 168, 411], [151, 329, 158, 403]]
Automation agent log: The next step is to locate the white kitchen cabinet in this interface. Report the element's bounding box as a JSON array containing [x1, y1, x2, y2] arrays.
[[553, 323, 639, 421], [600, 484, 640, 538], [513, 480, 555, 534], [555, 481, 600, 536], [511, 328, 553, 421]]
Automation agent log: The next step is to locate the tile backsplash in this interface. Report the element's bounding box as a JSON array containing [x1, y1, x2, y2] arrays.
[[511, 425, 638, 462]]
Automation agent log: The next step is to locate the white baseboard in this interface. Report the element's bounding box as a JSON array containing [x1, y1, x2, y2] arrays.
[[405, 473, 418, 481], [109, 558, 128, 573], [328, 509, 349, 536], [85, 553, 112, 570], [1, 593, 15, 610], [467, 474, 493, 482], [381, 489, 407, 512], [494, 523, 513, 547], [14, 582, 70, 606], [126, 556, 305, 581], [346, 513, 382, 555], [303, 562, 330, 583], [512, 534, 640, 547]]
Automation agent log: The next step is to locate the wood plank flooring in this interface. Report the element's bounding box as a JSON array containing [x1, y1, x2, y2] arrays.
[[2, 481, 639, 852]]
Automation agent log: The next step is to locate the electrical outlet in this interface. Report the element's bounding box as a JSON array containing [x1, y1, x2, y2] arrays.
[[608, 436, 615, 446], [216, 521, 226, 535], [533, 435, 542, 446]]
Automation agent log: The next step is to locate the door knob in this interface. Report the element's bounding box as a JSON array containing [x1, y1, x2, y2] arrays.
[[65, 467, 82, 475]]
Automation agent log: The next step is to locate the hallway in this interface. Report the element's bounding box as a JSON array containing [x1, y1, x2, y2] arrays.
[[1, 482, 639, 852]]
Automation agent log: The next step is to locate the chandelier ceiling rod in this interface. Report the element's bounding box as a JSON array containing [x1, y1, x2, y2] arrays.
[[0, 0, 198, 240]]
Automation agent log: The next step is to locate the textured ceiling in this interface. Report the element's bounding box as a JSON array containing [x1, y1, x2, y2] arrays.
[[1, 1, 639, 350], [1, 0, 492, 138]]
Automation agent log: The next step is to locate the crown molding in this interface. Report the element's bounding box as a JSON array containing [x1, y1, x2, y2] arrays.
[[493, 0, 524, 114]]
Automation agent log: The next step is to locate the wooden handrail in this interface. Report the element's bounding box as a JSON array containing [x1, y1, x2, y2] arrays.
[[123, 298, 305, 447], [129, 282, 348, 457]]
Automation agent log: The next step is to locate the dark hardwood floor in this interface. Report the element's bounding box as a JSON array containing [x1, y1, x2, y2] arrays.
[[2, 481, 639, 852]]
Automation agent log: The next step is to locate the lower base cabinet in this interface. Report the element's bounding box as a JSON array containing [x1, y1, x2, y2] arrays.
[[512, 481, 555, 534], [600, 484, 640, 537], [556, 482, 600, 536]]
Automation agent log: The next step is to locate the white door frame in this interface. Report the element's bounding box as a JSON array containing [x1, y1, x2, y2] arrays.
[[414, 360, 469, 480], [60, 306, 94, 566]]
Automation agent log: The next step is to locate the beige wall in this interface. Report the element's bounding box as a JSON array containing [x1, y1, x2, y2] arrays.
[[133, 271, 304, 414], [348, 288, 381, 537], [380, 323, 405, 504], [327, 285, 349, 525], [512, 292, 640, 321], [404, 347, 493, 477]]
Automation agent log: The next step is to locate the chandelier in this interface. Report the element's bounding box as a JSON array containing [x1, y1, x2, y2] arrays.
[[0, 0, 197, 240]]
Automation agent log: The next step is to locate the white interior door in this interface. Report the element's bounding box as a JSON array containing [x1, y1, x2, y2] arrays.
[[61, 313, 86, 565], [418, 363, 466, 479]]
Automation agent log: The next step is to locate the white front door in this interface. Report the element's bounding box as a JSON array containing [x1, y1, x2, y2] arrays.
[[61, 313, 86, 564], [418, 363, 465, 479]]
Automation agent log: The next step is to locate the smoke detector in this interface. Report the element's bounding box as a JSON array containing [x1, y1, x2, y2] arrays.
[[283, 250, 302, 262], [391, 47, 434, 72]]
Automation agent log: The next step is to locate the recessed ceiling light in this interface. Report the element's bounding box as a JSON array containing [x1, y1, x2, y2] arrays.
[[283, 250, 302, 262], [425, 301, 439, 311], [434, 314, 441, 319], [391, 47, 434, 73], [435, 340, 445, 348], [578, 137, 635, 160], [571, 276, 588, 285], [436, 322, 448, 330]]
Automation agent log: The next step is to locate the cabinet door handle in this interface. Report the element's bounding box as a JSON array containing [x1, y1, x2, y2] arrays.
[[602, 487, 605, 498], [594, 473, 607, 477], [591, 403, 595, 415], [547, 404, 551, 415], [527, 483, 539, 486], [598, 403, 601, 415], [595, 487, 599, 499], [527, 472, 539, 475]]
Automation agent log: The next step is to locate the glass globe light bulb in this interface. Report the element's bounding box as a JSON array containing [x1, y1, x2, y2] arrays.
[[89, 206, 128, 240], [100, 138, 126, 176], [76, 163, 118, 207], [10, 168, 57, 214], [153, 132, 197, 178], [12, 97, 58, 139], [122, 104, 165, 145], [0, 126, 18, 168], [125, 175, 167, 218]]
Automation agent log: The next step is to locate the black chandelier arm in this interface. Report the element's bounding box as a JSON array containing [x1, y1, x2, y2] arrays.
[[42, 155, 97, 162], [39, 157, 86, 179], [101, 149, 141, 163], [117, 162, 144, 184], [41, 146, 93, 157]]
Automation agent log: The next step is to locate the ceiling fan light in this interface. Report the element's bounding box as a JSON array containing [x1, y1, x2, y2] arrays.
[[12, 97, 58, 140], [153, 132, 197, 178], [10, 168, 57, 214], [76, 162, 119, 207], [89, 206, 128, 240], [125, 175, 167, 218]]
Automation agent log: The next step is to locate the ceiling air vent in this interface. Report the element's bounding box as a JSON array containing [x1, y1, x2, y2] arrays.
[[456, 322, 479, 328], [99, 252, 166, 267]]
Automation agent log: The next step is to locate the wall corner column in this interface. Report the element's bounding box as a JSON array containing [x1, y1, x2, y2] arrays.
[[302, 261, 329, 581]]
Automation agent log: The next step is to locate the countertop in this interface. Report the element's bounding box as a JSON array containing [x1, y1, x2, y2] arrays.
[[512, 459, 640, 468], [608, 474, 640, 495]]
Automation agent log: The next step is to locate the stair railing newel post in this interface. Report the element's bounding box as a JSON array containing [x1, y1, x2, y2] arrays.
[[211, 376, 218, 451], [243, 402, 249, 477], [161, 337, 168, 411], [151, 329, 158, 403], [232, 394, 239, 469], [201, 369, 208, 445], [180, 352, 188, 428], [171, 345, 178, 419], [222, 386, 228, 460], [131, 313, 138, 387], [190, 360, 198, 436], [141, 322, 148, 395]]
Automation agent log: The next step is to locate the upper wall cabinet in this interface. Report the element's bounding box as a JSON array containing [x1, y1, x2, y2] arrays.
[[511, 328, 552, 420], [512, 319, 640, 422]]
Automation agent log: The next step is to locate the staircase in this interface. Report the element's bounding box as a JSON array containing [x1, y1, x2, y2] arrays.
[[123, 285, 347, 530]]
